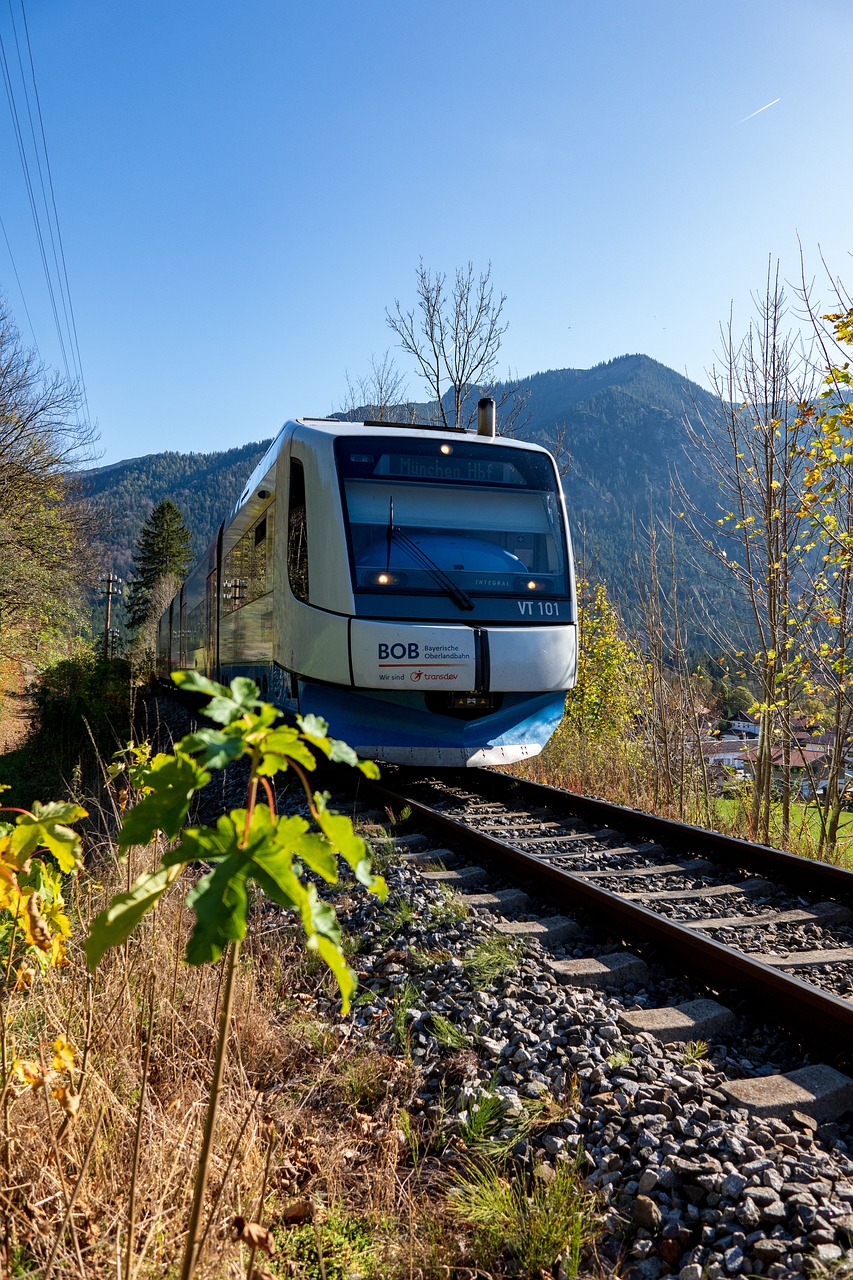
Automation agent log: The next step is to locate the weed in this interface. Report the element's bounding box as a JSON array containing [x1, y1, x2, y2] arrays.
[[277, 1208, 383, 1280], [408, 945, 452, 970], [340, 928, 362, 959], [806, 1256, 853, 1280], [681, 1039, 708, 1065], [464, 934, 522, 986], [292, 1015, 338, 1056], [360, 823, 397, 875], [379, 804, 413, 826], [429, 885, 470, 925], [448, 1155, 599, 1276], [380, 894, 418, 941], [429, 1012, 470, 1050], [398, 1107, 419, 1161], [392, 980, 419, 1051], [340, 1051, 395, 1110], [459, 1092, 504, 1146], [607, 1049, 632, 1069]]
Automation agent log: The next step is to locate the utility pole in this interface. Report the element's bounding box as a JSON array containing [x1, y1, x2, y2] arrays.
[[98, 573, 123, 659]]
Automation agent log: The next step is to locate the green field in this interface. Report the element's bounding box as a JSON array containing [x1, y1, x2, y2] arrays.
[[711, 797, 853, 866]]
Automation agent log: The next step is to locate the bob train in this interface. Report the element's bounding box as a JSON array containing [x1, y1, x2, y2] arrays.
[[157, 400, 577, 767]]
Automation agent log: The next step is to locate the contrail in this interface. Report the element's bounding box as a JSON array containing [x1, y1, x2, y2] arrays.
[[740, 97, 781, 123]]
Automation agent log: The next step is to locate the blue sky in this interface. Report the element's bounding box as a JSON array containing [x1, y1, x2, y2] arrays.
[[0, 0, 850, 465]]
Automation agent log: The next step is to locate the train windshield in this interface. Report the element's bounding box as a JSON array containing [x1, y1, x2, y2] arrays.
[[335, 436, 569, 605]]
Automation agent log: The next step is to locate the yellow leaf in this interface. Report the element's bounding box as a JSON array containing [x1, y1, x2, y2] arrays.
[[13, 1059, 46, 1089], [22, 893, 51, 952], [52, 1033, 77, 1073], [52, 1085, 80, 1119]]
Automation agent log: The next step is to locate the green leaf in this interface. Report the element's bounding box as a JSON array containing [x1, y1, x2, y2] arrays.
[[165, 813, 243, 865], [312, 795, 388, 900], [302, 880, 341, 944], [11, 802, 87, 872], [173, 671, 263, 726], [289, 831, 338, 882], [230, 676, 262, 705], [118, 753, 210, 848], [172, 670, 228, 700], [179, 727, 246, 771], [255, 726, 317, 776], [297, 715, 380, 778], [31, 801, 87, 826], [311, 934, 356, 1015], [250, 845, 305, 909], [84, 867, 174, 970], [185, 855, 251, 965], [297, 713, 329, 739], [250, 864, 298, 912]]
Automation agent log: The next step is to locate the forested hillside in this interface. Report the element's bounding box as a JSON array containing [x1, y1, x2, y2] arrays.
[[81, 438, 273, 579], [80, 354, 726, 618]]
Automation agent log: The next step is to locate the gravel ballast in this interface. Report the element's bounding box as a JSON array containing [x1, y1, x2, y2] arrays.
[[332, 830, 853, 1279], [145, 695, 853, 1278]]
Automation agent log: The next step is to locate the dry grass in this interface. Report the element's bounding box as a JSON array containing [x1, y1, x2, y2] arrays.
[[0, 836, 464, 1279], [514, 720, 853, 865], [0, 828, 603, 1280]]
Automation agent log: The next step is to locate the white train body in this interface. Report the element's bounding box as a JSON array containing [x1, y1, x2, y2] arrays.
[[157, 417, 578, 767]]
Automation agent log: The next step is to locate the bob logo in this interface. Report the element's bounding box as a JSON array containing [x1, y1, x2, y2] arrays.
[[378, 642, 419, 661]]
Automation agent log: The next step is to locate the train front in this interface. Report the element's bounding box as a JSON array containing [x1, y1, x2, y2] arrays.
[[295, 424, 577, 767]]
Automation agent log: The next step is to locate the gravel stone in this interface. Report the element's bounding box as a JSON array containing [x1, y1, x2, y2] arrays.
[[212, 767, 853, 1280], [633, 1196, 663, 1231]]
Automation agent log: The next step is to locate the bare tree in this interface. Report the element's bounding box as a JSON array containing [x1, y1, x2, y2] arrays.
[[339, 350, 414, 422], [0, 296, 96, 665], [678, 266, 819, 845], [788, 264, 853, 856], [631, 508, 714, 825], [129, 570, 181, 676], [386, 259, 528, 433]]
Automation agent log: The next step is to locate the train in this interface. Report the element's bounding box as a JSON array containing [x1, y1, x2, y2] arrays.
[[156, 400, 578, 767]]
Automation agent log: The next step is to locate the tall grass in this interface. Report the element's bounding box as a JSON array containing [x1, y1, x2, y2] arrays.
[[0, 829, 599, 1277]]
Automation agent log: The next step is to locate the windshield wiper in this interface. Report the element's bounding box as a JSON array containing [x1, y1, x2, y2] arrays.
[[383, 495, 474, 611], [392, 525, 474, 612]]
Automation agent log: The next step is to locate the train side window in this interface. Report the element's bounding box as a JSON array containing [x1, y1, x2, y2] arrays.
[[288, 459, 309, 602]]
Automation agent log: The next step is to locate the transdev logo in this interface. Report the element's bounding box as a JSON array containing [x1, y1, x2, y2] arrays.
[[410, 670, 458, 682]]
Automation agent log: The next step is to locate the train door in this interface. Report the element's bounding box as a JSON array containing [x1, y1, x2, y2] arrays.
[[166, 599, 174, 675], [205, 569, 217, 677], [179, 589, 187, 669]]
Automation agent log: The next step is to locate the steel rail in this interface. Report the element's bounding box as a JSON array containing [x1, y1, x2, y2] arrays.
[[360, 776, 853, 1057], [454, 768, 853, 897]]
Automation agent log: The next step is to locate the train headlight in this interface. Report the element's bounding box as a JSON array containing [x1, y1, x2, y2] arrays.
[[527, 580, 538, 590], [362, 571, 408, 587], [440, 444, 452, 455]]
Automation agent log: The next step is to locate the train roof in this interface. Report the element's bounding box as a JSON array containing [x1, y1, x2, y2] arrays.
[[224, 416, 556, 539], [296, 415, 553, 451]]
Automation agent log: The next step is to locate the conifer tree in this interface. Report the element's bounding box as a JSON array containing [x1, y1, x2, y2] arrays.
[[126, 500, 192, 630]]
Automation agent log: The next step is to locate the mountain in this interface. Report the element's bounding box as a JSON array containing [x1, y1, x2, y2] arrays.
[[80, 354, 725, 625], [511, 355, 723, 583], [81, 439, 273, 581]]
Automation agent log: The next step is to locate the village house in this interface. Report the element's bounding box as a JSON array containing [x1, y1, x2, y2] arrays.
[[739, 743, 832, 800]]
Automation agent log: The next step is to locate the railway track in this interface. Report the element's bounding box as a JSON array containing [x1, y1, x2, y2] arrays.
[[154, 693, 853, 1274], [351, 766, 853, 1071]]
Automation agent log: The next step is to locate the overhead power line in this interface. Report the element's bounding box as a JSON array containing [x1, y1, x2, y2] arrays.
[[0, 0, 91, 424]]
